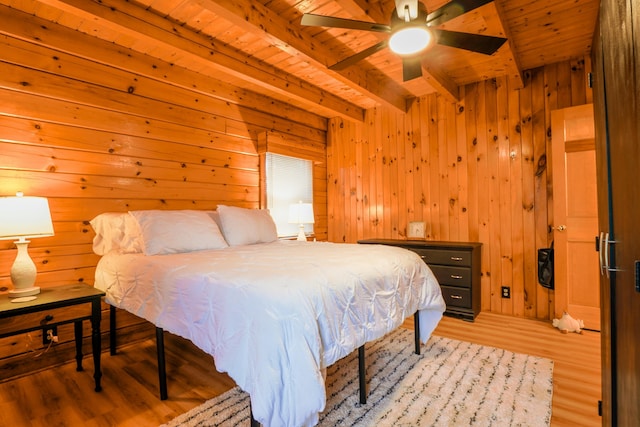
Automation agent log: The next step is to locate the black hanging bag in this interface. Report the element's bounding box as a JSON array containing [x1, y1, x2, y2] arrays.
[[537, 241, 554, 290]]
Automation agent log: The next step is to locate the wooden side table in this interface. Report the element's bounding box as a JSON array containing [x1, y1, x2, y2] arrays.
[[0, 284, 105, 391]]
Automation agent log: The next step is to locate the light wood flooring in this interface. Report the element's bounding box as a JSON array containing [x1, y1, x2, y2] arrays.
[[0, 312, 601, 426]]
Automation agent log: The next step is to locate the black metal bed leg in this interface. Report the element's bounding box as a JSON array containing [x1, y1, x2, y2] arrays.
[[414, 311, 421, 355], [156, 327, 168, 400], [358, 344, 366, 404], [110, 305, 117, 355]]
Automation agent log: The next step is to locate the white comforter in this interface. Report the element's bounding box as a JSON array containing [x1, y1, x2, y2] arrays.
[[94, 240, 445, 427]]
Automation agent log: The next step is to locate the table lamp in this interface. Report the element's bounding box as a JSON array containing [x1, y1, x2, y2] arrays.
[[0, 192, 54, 297], [288, 201, 314, 241]]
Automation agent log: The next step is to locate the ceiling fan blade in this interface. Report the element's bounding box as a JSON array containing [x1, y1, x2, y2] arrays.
[[329, 41, 388, 71], [426, 0, 493, 27], [301, 14, 390, 33], [433, 29, 507, 55], [402, 57, 423, 81]]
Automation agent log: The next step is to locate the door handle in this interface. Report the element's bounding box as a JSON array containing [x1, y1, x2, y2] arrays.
[[555, 225, 567, 231], [598, 232, 605, 275], [604, 232, 610, 278], [603, 233, 622, 277]]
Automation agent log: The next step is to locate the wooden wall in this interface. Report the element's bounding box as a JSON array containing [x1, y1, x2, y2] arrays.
[[327, 57, 593, 321], [0, 7, 327, 375], [0, 1, 594, 377]]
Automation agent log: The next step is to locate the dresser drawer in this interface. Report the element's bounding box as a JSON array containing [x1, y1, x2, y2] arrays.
[[0, 304, 90, 336], [410, 248, 471, 267], [441, 286, 472, 309], [429, 265, 472, 287]]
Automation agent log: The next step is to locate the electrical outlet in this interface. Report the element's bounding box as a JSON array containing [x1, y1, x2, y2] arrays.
[[43, 326, 58, 345], [501, 286, 511, 299]]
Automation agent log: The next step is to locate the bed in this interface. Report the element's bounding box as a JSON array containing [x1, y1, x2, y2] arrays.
[[91, 207, 446, 427]]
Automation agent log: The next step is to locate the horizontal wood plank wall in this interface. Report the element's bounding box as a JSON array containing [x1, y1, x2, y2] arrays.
[[327, 57, 593, 321], [0, 9, 326, 375]]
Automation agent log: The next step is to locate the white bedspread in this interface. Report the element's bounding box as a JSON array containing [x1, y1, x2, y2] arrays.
[[94, 240, 445, 427]]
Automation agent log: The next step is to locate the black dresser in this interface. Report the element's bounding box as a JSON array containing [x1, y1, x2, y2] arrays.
[[358, 239, 482, 321]]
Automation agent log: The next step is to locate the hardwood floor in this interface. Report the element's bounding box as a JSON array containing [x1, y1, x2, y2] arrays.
[[0, 312, 601, 426]]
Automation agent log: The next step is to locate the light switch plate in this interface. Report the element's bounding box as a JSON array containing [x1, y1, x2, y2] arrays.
[[407, 221, 425, 239]]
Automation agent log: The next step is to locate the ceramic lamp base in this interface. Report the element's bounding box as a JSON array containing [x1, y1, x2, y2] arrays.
[[296, 226, 307, 241]]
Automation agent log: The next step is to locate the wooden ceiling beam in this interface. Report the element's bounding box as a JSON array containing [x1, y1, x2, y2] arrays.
[[422, 63, 460, 103], [36, 0, 365, 121], [195, 0, 410, 113], [492, 1, 524, 89], [0, 7, 327, 134]]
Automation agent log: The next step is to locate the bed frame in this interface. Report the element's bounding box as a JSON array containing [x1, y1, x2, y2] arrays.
[[109, 305, 422, 425]]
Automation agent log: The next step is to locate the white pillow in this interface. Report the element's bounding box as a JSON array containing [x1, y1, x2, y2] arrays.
[[216, 205, 278, 246], [206, 210, 223, 230], [129, 210, 228, 255], [90, 212, 143, 256]]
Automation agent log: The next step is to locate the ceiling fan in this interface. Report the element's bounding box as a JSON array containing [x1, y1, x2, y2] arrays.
[[301, 0, 507, 82]]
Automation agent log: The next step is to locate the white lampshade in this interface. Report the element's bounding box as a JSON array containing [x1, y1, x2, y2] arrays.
[[0, 194, 54, 240], [288, 201, 314, 241], [0, 192, 54, 298], [288, 202, 315, 225]]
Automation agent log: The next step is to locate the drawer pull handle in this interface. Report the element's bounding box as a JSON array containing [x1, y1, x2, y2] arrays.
[[451, 295, 463, 299], [450, 275, 463, 279], [451, 256, 463, 261]]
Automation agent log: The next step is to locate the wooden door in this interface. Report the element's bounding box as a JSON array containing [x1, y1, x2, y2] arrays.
[[591, 25, 614, 424], [551, 104, 600, 331], [595, 0, 640, 424]]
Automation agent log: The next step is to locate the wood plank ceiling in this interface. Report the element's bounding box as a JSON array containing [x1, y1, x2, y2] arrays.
[[2, 0, 599, 121]]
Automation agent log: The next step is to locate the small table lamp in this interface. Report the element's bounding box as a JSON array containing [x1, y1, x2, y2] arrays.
[[288, 201, 314, 241], [0, 192, 54, 297]]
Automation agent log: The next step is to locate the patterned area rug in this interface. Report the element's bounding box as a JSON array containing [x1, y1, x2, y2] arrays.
[[162, 328, 553, 427]]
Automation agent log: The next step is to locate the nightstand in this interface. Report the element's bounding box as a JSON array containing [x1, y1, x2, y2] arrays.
[[0, 284, 105, 391], [358, 239, 482, 321]]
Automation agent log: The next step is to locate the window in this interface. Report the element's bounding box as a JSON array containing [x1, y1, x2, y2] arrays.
[[265, 153, 314, 237]]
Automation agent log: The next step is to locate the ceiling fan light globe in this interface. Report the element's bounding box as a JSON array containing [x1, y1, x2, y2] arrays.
[[389, 27, 432, 55]]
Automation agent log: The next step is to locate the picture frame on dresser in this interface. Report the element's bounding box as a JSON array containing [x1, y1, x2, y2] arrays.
[[358, 239, 482, 321]]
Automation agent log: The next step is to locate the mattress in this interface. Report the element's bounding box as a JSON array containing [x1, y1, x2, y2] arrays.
[[94, 239, 445, 427]]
